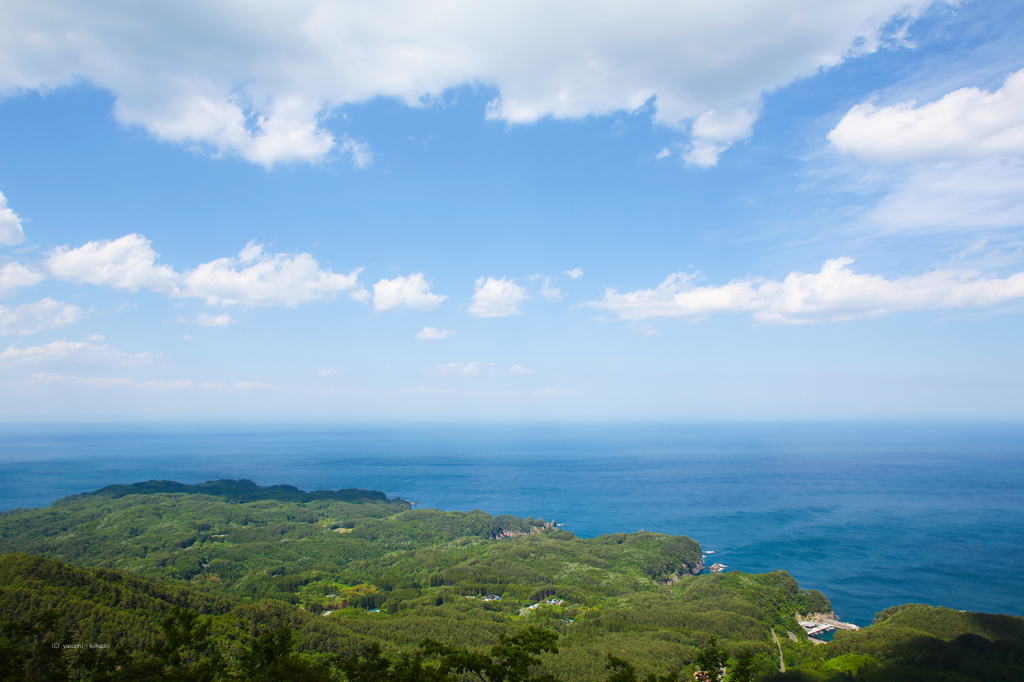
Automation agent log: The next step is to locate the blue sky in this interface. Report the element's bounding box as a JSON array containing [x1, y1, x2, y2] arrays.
[[1, 0, 1023, 421]]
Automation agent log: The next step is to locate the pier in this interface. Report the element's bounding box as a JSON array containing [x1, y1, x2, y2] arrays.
[[798, 617, 860, 638]]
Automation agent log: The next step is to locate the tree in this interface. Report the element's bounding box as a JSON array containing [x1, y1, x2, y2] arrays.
[[339, 627, 562, 682], [237, 626, 332, 682], [339, 642, 450, 682], [726, 651, 756, 682], [0, 611, 68, 682], [146, 607, 225, 682], [605, 654, 680, 682], [422, 626, 561, 682], [692, 636, 728, 682]]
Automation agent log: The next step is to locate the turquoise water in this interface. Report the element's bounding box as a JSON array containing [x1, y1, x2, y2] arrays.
[[1, 422, 1022, 626]]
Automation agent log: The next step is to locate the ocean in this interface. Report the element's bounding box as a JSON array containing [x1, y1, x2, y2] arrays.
[[1, 421, 1022, 627]]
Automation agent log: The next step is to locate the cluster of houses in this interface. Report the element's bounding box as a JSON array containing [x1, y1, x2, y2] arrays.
[[517, 597, 565, 616], [464, 594, 503, 602]]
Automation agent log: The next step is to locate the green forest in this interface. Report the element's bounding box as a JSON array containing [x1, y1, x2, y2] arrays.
[[1, 480, 1021, 681]]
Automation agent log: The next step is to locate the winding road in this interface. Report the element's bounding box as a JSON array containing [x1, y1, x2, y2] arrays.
[[771, 629, 786, 673]]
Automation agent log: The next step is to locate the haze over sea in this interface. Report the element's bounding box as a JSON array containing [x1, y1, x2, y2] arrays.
[[2, 422, 1022, 627]]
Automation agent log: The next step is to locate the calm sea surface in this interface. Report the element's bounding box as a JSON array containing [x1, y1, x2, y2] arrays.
[[1, 422, 1022, 627]]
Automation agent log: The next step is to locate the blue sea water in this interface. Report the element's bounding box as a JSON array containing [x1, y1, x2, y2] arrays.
[[1, 422, 1022, 627]]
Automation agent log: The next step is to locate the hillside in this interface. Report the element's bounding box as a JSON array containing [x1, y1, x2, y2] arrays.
[[1, 481, 1021, 681]]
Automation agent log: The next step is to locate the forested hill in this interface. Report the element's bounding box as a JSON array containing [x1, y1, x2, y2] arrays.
[[77, 478, 393, 504], [1, 481, 1022, 681]]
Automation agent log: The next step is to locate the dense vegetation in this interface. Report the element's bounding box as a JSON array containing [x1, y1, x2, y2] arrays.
[[1, 480, 1020, 681]]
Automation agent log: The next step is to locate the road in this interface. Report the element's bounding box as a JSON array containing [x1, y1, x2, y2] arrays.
[[771, 629, 786, 672]]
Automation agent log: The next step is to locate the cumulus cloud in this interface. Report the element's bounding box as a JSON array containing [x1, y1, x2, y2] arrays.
[[509, 365, 534, 375], [416, 326, 451, 340], [181, 241, 366, 307], [44, 235, 367, 307], [468, 277, 529, 318], [0, 191, 26, 246], [45, 233, 178, 292], [0, 262, 45, 295], [0, 340, 157, 367], [0, 298, 82, 336], [0, 0, 932, 167], [588, 258, 1024, 324], [426, 361, 481, 376], [565, 268, 583, 279], [830, 68, 1024, 164], [373, 273, 446, 311], [176, 313, 236, 326]]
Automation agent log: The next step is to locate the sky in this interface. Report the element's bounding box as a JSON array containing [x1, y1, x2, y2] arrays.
[[1, 0, 1023, 422]]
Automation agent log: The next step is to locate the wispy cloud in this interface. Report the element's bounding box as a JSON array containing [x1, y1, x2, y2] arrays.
[[416, 326, 452, 340], [0, 341, 158, 367], [0, 298, 82, 336], [587, 258, 1024, 324], [177, 313, 236, 326], [0, 262, 46, 295], [28, 373, 276, 391], [425, 361, 481, 376]]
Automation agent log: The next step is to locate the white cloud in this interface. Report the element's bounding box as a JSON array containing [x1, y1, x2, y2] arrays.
[[45, 233, 179, 292], [0, 262, 45, 295], [181, 241, 366, 307], [468, 277, 529, 317], [0, 340, 156, 367], [655, 148, 672, 160], [565, 268, 583, 279], [0, 298, 82, 336], [866, 158, 1024, 233], [316, 368, 339, 377], [0, 191, 26, 246], [587, 258, 1024, 324], [177, 313, 236, 326], [339, 135, 374, 169], [684, 107, 760, 167], [830, 68, 1024, 164], [183, 333, 193, 341], [427, 361, 481, 376], [509, 365, 534, 375], [45, 235, 367, 307], [416, 326, 451, 340], [0, 0, 933, 167], [28, 373, 273, 390], [373, 273, 447, 311], [538, 276, 562, 301], [954, 238, 989, 260]]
